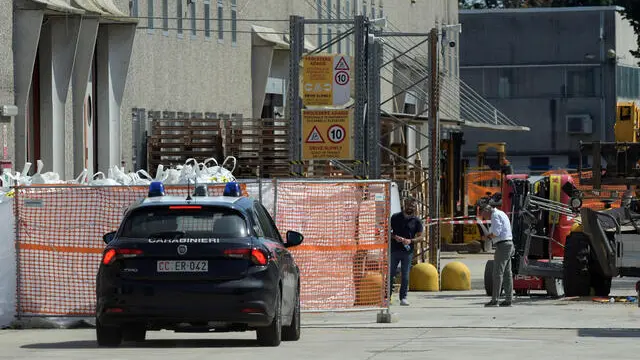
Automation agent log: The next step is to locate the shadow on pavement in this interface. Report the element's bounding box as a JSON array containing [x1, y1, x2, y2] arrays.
[[421, 294, 486, 299], [21, 339, 259, 349], [578, 328, 640, 338]]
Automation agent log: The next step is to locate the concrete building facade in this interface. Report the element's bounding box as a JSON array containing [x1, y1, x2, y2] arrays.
[[458, 6, 640, 172], [2, 0, 464, 180]]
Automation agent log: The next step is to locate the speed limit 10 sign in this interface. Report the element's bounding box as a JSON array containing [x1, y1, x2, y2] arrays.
[[327, 124, 346, 144], [302, 54, 351, 107]]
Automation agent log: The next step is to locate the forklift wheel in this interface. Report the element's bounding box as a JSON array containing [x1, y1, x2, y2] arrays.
[[484, 260, 494, 296], [545, 277, 564, 298], [563, 232, 591, 297]]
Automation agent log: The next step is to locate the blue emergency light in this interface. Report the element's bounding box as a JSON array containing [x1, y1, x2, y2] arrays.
[[148, 181, 165, 197], [223, 182, 242, 197]]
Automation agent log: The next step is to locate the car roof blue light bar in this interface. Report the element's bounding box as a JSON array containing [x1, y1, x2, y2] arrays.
[[148, 181, 165, 197], [223, 182, 242, 197]]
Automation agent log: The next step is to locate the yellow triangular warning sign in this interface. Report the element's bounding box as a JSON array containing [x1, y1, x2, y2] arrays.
[[306, 126, 325, 143], [335, 56, 350, 71]]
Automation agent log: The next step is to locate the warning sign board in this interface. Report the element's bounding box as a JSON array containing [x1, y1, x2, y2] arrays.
[[302, 54, 352, 107], [302, 109, 354, 160], [306, 126, 324, 143]]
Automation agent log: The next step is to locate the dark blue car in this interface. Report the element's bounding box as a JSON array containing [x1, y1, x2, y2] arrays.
[[95, 182, 304, 347]]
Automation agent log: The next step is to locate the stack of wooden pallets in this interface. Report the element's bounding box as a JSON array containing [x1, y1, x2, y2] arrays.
[[223, 118, 291, 178], [146, 117, 223, 175]]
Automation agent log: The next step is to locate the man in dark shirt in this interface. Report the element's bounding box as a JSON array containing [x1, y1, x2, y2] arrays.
[[389, 197, 424, 306]]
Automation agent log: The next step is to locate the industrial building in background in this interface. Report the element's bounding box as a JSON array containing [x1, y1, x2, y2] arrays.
[[1, 0, 464, 179], [459, 6, 640, 172]]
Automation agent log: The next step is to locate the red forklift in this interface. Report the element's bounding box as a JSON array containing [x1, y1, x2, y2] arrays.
[[483, 173, 582, 297]]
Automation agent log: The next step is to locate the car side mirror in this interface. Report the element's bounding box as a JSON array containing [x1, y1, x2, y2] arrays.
[[103, 231, 116, 244], [285, 230, 304, 248]]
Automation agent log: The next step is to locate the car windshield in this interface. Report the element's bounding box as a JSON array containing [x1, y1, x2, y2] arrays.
[[119, 206, 249, 239]]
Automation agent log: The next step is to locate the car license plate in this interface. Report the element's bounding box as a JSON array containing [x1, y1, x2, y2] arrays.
[[157, 260, 208, 273]]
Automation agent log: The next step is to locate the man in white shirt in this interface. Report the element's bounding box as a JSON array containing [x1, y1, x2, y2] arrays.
[[480, 203, 515, 307]]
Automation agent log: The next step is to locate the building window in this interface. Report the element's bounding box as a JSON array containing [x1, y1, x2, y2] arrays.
[[130, 0, 138, 17], [362, 0, 367, 16], [370, 0, 375, 19], [567, 69, 595, 97], [177, 0, 183, 37], [147, 0, 154, 32], [498, 76, 510, 98], [162, 0, 168, 34], [231, 0, 237, 44], [217, 0, 224, 42], [327, 0, 333, 52], [204, 0, 211, 38], [190, 0, 196, 37], [379, 0, 384, 18], [317, 0, 323, 50]]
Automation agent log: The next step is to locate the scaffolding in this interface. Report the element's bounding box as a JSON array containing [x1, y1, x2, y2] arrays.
[[288, 2, 530, 272]]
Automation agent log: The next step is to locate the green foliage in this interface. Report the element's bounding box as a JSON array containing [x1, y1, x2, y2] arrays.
[[616, 1, 640, 63]]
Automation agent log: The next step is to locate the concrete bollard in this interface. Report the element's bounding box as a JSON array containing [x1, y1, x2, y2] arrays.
[[409, 262, 439, 291], [441, 261, 472, 291]]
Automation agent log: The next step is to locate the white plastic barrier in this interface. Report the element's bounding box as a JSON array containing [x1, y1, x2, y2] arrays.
[[0, 195, 16, 328]]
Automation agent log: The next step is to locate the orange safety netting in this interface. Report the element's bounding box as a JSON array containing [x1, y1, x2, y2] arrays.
[[274, 181, 390, 311], [13, 184, 245, 317], [13, 181, 390, 317]]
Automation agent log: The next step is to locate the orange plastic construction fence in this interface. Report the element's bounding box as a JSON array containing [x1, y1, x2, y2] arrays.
[[274, 180, 391, 311], [13, 184, 246, 317], [13, 180, 390, 317]]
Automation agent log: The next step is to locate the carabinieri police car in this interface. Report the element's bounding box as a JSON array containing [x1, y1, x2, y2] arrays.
[[96, 181, 304, 347]]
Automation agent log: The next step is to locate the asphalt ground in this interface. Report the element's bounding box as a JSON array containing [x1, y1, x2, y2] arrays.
[[3, 252, 640, 360]]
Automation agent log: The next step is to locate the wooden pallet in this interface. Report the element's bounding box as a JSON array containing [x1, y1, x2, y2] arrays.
[[147, 117, 224, 174], [223, 118, 291, 178]]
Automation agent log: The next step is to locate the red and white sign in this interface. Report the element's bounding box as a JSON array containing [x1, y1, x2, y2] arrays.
[[306, 126, 325, 143], [327, 124, 346, 144], [331, 55, 351, 107]]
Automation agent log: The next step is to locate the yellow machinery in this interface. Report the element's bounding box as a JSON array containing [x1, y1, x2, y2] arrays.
[[579, 102, 640, 188], [477, 142, 507, 170], [440, 139, 508, 247], [614, 101, 640, 143]]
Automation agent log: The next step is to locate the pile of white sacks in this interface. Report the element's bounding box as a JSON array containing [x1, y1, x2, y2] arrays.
[[0, 156, 238, 194]]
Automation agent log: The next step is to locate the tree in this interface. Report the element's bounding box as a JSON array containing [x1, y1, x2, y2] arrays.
[[617, 1, 640, 65]]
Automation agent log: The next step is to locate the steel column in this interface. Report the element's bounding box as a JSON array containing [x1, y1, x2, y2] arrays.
[[367, 34, 382, 179], [428, 27, 441, 272], [354, 15, 368, 178], [288, 15, 304, 176]]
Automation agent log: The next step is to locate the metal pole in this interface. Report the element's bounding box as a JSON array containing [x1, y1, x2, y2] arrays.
[[14, 189, 21, 320], [428, 27, 441, 272], [273, 178, 279, 220], [288, 15, 304, 177], [354, 15, 367, 179], [367, 32, 382, 179]]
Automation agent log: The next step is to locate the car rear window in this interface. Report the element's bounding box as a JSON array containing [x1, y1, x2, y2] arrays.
[[119, 206, 249, 239]]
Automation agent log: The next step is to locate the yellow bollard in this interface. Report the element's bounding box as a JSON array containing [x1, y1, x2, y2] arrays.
[[409, 262, 439, 291], [441, 261, 472, 290]]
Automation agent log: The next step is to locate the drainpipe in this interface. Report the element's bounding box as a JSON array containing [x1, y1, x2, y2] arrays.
[[600, 10, 606, 142]]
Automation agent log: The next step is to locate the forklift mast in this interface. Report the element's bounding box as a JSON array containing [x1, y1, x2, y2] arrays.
[[579, 102, 640, 189]]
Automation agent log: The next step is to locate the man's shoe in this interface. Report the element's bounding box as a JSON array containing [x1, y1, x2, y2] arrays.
[[400, 298, 410, 306], [484, 300, 498, 307], [499, 300, 512, 307]]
